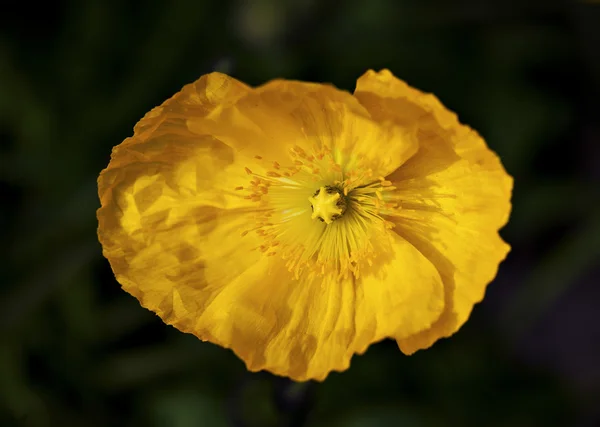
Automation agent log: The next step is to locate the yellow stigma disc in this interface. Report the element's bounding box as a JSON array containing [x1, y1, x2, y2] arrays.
[[308, 186, 347, 224]]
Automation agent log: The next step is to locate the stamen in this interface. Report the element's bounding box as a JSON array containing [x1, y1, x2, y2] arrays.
[[235, 143, 401, 280]]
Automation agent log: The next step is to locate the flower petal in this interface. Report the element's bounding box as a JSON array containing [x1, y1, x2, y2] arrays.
[[195, 263, 358, 382], [97, 72, 274, 347], [99, 204, 268, 334], [190, 230, 444, 382], [354, 69, 512, 353], [351, 233, 446, 354], [187, 78, 418, 181], [99, 72, 258, 212]]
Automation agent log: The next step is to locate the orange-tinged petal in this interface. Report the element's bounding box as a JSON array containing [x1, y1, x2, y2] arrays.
[[390, 143, 511, 353], [97, 73, 272, 341], [195, 263, 358, 382], [354, 69, 512, 353], [351, 233, 445, 354], [253, 80, 418, 178], [355, 68, 512, 180], [187, 230, 444, 382], [187, 78, 418, 183], [100, 206, 267, 333], [99, 72, 260, 212]]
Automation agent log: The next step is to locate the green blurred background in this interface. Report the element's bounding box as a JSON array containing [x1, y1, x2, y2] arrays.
[[1, 0, 599, 426]]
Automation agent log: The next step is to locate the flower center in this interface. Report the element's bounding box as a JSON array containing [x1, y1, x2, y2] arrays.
[[236, 145, 402, 279], [308, 186, 347, 224]]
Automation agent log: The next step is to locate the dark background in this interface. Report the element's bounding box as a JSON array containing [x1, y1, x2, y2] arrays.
[[1, 0, 599, 426]]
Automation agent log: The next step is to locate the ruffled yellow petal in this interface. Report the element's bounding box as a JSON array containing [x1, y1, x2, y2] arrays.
[[354, 69, 512, 353], [99, 72, 258, 212], [351, 233, 445, 354], [187, 231, 444, 382], [97, 73, 271, 339], [196, 263, 357, 382], [187, 78, 418, 184]]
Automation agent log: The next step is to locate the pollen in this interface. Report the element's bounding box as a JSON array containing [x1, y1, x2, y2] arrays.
[[235, 142, 401, 281]]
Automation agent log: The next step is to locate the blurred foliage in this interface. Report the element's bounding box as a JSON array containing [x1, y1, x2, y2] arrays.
[[1, 0, 599, 426]]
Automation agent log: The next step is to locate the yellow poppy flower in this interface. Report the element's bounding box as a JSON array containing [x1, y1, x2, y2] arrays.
[[97, 69, 512, 381]]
